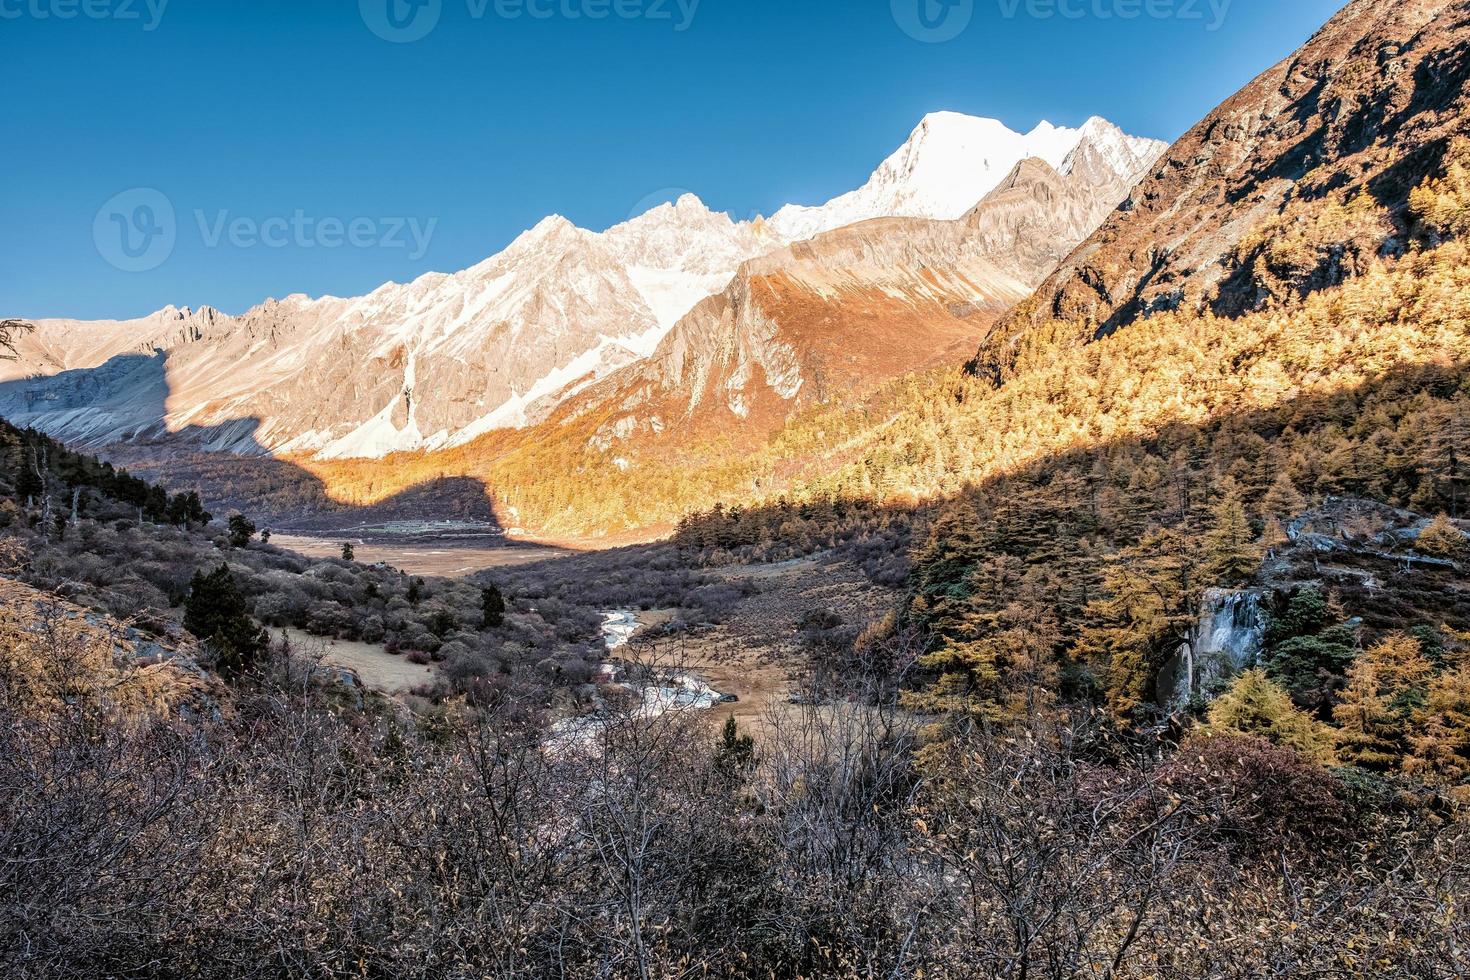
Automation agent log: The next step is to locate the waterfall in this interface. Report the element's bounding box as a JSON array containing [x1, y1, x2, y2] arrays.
[[1196, 588, 1268, 675], [1157, 588, 1270, 711]]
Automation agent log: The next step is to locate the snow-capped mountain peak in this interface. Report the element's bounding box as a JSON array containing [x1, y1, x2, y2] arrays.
[[1061, 116, 1163, 182], [768, 112, 1165, 242], [603, 192, 780, 276], [509, 213, 584, 251]]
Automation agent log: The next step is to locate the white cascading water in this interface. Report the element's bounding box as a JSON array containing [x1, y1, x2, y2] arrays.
[[1158, 588, 1270, 710]]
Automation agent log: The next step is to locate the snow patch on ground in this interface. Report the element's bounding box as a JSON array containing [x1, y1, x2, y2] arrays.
[[601, 610, 640, 650]]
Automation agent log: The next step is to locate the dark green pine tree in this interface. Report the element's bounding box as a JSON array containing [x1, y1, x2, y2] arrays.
[[1262, 586, 1358, 710], [145, 485, 169, 523], [168, 490, 211, 528], [714, 716, 756, 781], [185, 565, 268, 679], [14, 450, 43, 504], [481, 584, 506, 629], [227, 514, 257, 548]]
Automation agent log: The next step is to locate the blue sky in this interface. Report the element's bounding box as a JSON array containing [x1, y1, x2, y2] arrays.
[[2, 0, 1346, 319]]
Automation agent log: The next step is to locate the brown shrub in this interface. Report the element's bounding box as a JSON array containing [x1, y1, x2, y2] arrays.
[[1160, 735, 1351, 855]]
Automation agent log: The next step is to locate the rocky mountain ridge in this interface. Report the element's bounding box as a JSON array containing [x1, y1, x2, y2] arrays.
[[1, 113, 1163, 463], [975, 0, 1470, 380], [768, 113, 1161, 240], [536, 148, 1165, 460]]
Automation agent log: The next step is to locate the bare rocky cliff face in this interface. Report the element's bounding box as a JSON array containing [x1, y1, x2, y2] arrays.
[[976, 0, 1470, 380]]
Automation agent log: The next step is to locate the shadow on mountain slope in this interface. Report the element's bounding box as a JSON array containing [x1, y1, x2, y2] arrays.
[[0, 349, 503, 535], [676, 357, 1470, 663], [107, 448, 503, 536], [0, 350, 275, 454]]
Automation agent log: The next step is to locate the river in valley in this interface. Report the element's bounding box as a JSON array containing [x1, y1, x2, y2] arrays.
[[550, 611, 730, 749]]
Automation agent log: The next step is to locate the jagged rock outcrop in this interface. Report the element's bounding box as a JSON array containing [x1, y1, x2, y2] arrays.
[[0, 576, 221, 719], [1158, 497, 1470, 711], [977, 0, 1470, 379]]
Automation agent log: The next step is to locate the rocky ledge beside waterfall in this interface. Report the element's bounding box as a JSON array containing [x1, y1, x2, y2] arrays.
[[1158, 497, 1469, 714]]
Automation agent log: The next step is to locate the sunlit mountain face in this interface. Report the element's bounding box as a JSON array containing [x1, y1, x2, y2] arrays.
[[1, 114, 1162, 473]]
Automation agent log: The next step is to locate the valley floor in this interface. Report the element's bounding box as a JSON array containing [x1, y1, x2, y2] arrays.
[[270, 528, 900, 729], [269, 532, 574, 577], [269, 627, 438, 696]]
